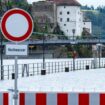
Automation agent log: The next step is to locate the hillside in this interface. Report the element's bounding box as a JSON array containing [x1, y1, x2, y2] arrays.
[[82, 6, 105, 38]]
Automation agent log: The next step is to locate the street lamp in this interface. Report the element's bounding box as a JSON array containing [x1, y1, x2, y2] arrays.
[[72, 29, 76, 71], [42, 26, 46, 71], [42, 32, 45, 70]]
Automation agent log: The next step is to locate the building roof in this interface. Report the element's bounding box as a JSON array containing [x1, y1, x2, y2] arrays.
[[48, 0, 81, 6]]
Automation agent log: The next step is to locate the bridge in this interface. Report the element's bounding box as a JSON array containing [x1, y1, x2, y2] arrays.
[[0, 38, 104, 46], [0, 32, 104, 45], [28, 38, 103, 45]]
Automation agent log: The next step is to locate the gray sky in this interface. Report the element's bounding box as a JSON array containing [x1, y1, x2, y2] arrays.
[[27, 0, 105, 7]]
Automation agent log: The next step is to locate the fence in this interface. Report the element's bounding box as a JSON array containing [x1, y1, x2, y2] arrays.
[[1, 59, 105, 80], [1, 92, 105, 105]]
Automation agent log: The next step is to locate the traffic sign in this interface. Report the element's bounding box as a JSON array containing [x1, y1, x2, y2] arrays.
[[1, 8, 33, 42]]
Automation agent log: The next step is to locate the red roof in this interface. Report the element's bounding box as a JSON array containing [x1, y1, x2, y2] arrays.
[[48, 0, 81, 6]]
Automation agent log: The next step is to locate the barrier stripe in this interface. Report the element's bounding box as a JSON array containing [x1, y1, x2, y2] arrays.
[[19, 93, 25, 105], [36, 93, 46, 105], [3, 93, 8, 105], [0, 93, 3, 105], [25, 93, 35, 105], [100, 94, 105, 105], [57, 93, 68, 105], [90, 93, 99, 105], [19, 93, 35, 105], [79, 93, 89, 105], [68, 93, 78, 105], [18, 93, 105, 105], [47, 93, 57, 105]]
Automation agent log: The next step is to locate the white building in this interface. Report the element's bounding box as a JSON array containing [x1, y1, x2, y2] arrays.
[[32, 0, 92, 37], [83, 19, 92, 34], [55, 0, 92, 37]]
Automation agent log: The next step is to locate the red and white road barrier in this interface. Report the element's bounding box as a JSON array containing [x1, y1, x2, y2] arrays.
[[0, 93, 9, 105], [1, 92, 105, 105], [19, 92, 105, 105]]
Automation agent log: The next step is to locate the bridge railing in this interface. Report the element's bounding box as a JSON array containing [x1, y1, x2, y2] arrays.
[[1, 59, 105, 80], [29, 35, 99, 41], [0, 35, 103, 45]]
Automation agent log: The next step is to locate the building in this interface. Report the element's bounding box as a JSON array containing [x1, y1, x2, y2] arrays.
[[32, 1, 56, 32], [32, 0, 92, 37], [83, 17, 92, 34], [56, 0, 83, 37]]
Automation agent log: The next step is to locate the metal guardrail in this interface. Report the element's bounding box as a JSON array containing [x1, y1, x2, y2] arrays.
[[27, 39, 101, 45], [0, 36, 105, 45], [0, 39, 103, 45], [0, 59, 105, 80]]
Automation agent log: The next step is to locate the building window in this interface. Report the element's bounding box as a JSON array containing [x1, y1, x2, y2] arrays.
[[60, 18, 62, 22], [60, 11, 62, 15], [67, 11, 70, 14], [67, 18, 70, 22], [64, 24, 66, 26]]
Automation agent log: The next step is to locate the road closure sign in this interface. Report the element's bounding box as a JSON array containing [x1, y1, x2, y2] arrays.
[[6, 44, 28, 56], [1, 8, 33, 42]]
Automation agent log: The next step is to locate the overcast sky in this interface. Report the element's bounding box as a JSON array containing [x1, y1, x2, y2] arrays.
[[27, 0, 105, 7]]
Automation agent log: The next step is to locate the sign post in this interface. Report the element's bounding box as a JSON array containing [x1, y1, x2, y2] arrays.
[[0, 8, 33, 105], [14, 55, 18, 105]]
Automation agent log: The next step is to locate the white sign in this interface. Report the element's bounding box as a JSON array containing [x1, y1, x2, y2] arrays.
[[6, 44, 28, 56]]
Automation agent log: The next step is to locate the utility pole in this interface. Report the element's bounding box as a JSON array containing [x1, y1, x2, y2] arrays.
[[0, 1, 4, 80], [0, 32, 3, 80], [72, 29, 76, 71]]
